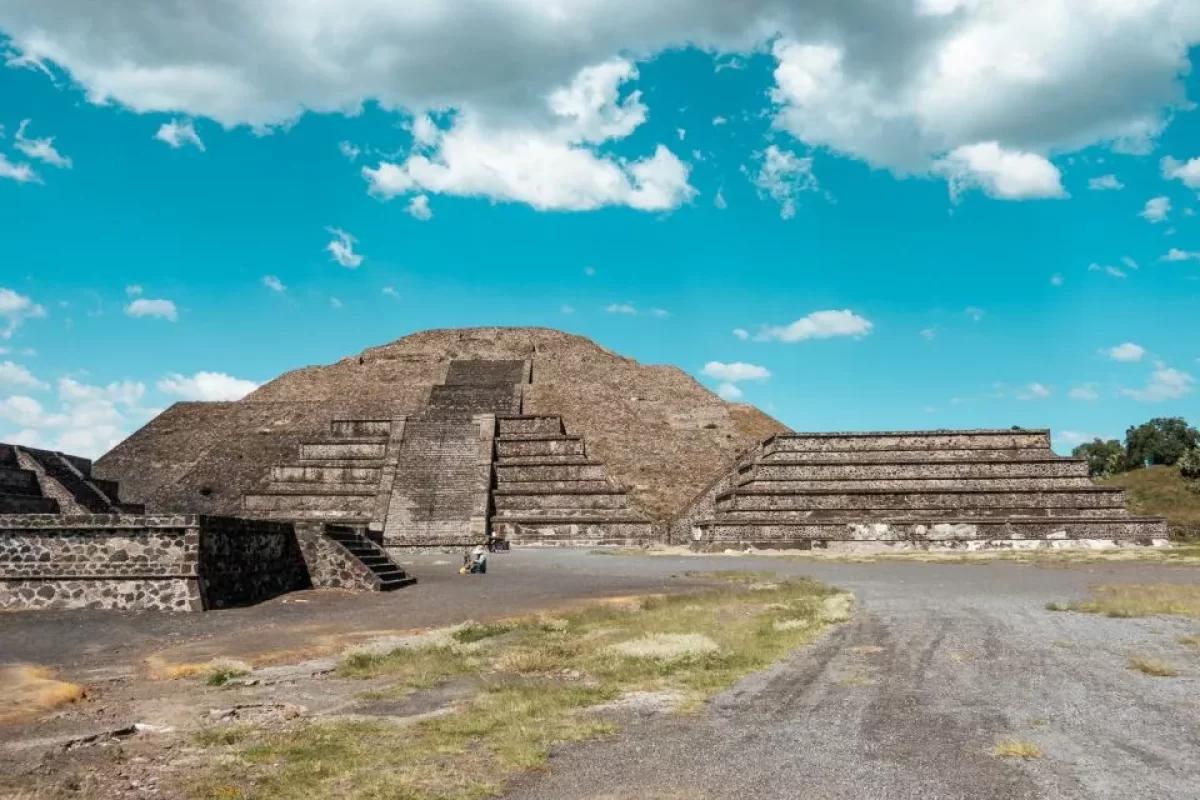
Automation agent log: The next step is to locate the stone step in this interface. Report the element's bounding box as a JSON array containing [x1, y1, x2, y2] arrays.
[[244, 492, 376, 515], [495, 436, 586, 458], [494, 462, 607, 482], [493, 517, 656, 546], [0, 444, 17, 468], [0, 466, 41, 496], [742, 458, 1089, 481], [766, 429, 1051, 454], [444, 359, 526, 386], [427, 384, 520, 416], [714, 506, 1127, 522], [20, 447, 119, 513], [497, 415, 564, 436], [271, 465, 382, 484], [384, 521, 480, 547], [0, 493, 61, 513], [299, 441, 387, 460], [493, 490, 632, 513], [736, 477, 1097, 492], [692, 516, 1169, 547], [716, 488, 1126, 512], [493, 479, 615, 493], [330, 419, 393, 439], [265, 482, 381, 495], [760, 448, 1061, 464], [493, 454, 599, 466]]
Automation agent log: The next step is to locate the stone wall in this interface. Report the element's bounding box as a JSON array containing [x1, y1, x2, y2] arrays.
[[296, 523, 381, 591], [0, 515, 309, 611]]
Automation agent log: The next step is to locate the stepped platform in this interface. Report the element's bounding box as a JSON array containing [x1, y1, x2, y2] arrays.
[[0, 443, 143, 515], [677, 429, 1169, 551]]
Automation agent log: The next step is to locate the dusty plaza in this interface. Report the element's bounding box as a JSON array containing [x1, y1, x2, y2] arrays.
[[0, 327, 1197, 799]]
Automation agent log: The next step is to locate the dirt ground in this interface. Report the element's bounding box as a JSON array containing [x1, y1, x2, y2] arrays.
[[2, 549, 1198, 799]]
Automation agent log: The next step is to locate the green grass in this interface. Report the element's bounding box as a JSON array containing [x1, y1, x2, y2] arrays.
[[452, 623, 511, 644], [194, 725, 256, 747], [192, 575, 850, 800], [204, 659, 250, 687], [1097, 465, 1200, 540]]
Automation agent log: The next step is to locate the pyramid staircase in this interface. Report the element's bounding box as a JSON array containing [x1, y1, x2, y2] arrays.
[[0, 442, 144, 515], [687, 429, 1168, 550], [323, 525, 417, 591], [490, 415, 653, 546]]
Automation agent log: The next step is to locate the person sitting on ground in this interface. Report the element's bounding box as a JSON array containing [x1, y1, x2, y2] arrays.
[[471, 543, 488, 575]]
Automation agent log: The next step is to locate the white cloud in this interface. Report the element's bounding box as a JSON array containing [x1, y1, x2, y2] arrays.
[[0, 377, 154, 458], [0, 288, 47, 338], [933, 142, 1065, 201], [124, 298, 178, 321], [1050, 273, 1064, 286], [1068, 383, 1099, 401], [1121, 256, 1139, 271], [0, 360, 46, 390], [964, 306, 985, 322], [339, 141, 361, 161], [714, 188, 727, 210], [1016, 382, 1051, 400], [677, 127, 686, 141], [702, 361, 771, 382], [732, 328, 750, 341], [13, 119, 71, 168], [1140, 196, 1171, 223], [382, 286, 401, 299], [650, 308, 670, 318], [712, 116, 728, 126], [717, 382, 743, 400], [154, 119, 205, 151], [361, 60, 695, 213], [1161, 156, 1200, 188], [755, 310, 873, 342], [605, 303, 636, 315], [753, 145, 817, 219], [262, 275, 285, 292], [0, 153, 40, 184], [1087, 174, 1123, 191], [325, 227, 363, 268], [125, 284, 143, 297], [405, 194, 433, 221], [1104, 342, 1145, 362], [1088, 262, 1126, 279], [1162, 248, 1200, 262], [157, 371, 258, 401], [1120, 363, 1194, 402]]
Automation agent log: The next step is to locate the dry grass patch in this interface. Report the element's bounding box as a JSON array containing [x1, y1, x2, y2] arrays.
[[1054, 584, 1200, 619], [192, 575, 850, 800], [1128, 655, 1178, 677], [992, 739, 1043, 759], [0, 665, 87, 724], [1177, 633, 1200, 649]]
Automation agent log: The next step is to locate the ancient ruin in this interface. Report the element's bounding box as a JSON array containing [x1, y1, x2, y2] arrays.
[[0, 327, 1168, 611]]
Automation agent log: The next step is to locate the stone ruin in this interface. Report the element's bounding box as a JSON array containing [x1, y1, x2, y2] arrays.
[[0, 326, 1168, 611]]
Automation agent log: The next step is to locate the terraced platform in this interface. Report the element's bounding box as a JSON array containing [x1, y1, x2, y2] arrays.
[[0, 443, 143, 515], [679, 429, 1169, 551]]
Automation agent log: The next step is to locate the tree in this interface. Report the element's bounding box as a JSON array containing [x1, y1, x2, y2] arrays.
[[1071, 438, 1126, 477], [1179, 448, 1200, 481], [1124, 417, 1199, 469]]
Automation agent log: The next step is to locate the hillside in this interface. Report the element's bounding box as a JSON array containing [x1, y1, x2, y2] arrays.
[[1098, 466, 1200, 540]]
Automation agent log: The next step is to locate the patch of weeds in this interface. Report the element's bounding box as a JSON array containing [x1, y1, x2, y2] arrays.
[[1177, 633, 1200, 649], [1128, 655, 1178, 677], [949, 651, 974, 663], [1054, 584, 1200, 619], [992, 739, 1043, 759], [1052, 639, 1074, 648], [193, 577, 852, 799], [452, 622, 510, 644], [194, 725, 256, 747], [1045, 601, 1068, 612], [204, 659, 250, 687], [1029, 719, 1048, 728], [837, 672, 874, 687]]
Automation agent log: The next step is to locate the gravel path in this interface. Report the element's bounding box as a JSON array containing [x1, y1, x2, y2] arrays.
[[504, 551, 1200, 800]]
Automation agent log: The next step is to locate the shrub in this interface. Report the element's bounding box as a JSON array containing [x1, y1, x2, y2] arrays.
[[1178, 448, 1200, 481]]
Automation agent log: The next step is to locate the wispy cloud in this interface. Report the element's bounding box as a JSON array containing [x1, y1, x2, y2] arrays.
[[154, 119, 205, 151], [325, 227, 363, 268]]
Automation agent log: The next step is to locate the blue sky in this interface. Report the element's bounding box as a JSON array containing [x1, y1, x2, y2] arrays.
[[1, 2, 1199, 458]]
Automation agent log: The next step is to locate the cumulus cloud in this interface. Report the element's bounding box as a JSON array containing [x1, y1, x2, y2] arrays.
[[0, 153, 40, 184], [362, 60, 695, 213], [157, 371, 258, 401], [753, 145, 817, 218], [1104, 342, 1145, 362], [933, 142, 1065, 201], [405, 194, 433, 221], [0, 377, 154, 458], [13, 119, 71, 168], [702, 361, 771, 382], [1087, 174, 1123, 191], [717, 382, 743, 400], [0, 287, 47, 338], [262, 275, 285, 292], [1140, 196, 1171, 223], [1120, 363, 1194, 402], [339, 141, 361, 161], [325, 227, 363, 268], [1068, 383, 1099, 401], [1162, 248, 1200, 262], [755, 310, 873, 342], [0, 360, 46, 390], [154, 119, 205, 151], [1161, 155, 1200, 188], [124, 297, 178, 321]]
